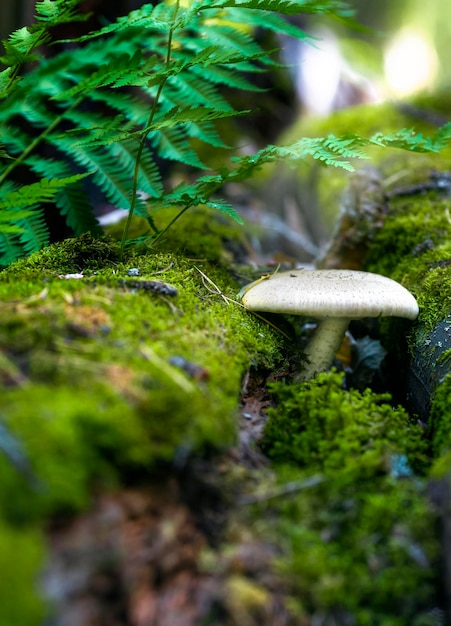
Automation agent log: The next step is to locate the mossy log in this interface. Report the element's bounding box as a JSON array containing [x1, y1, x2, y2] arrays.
[[2, 99, 451, 625], [0, 219, 288, 625]]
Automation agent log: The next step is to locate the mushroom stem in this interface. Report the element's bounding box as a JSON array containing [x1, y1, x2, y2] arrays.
[[296, 317, 350, 382]]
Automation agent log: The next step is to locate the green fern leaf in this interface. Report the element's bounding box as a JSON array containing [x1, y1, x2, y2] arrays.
[[52, 50, 145, 100], [0, 173, 93, 209], [55, 182, 100, 235], [16, 207, 50, 255], [0, 231, 25, 266], [0, 144, 13, 159], [26, 156, 100, 234], [204, 199, 243, 223], [222, 7, 317, 40], [0, 30, 44, 66], [52, 139, 161, 209], [62, 2, 169, 43], [369, 127, 451, 153], [151, 127, 207, 169], [152, 106, 249, 130], [35, 0, 89, 25], [0, 68, 17, 99], [184, 120, 231, 149], [164, 73, 234, 113], [189, 62, 266, 92]]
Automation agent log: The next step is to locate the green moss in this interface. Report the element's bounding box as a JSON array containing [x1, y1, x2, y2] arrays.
[[262, 371, 428, 473], [0, 234, 285, 618], [364, 194, 451, 333], [428, 374, 451, 460], [0, 521, 47, 626], [255, 372, 437, 624], [266, 472, 437, 625], [0, 245, 283, 524], [1, 232, 121, 279], [106, 205, 249, 263]]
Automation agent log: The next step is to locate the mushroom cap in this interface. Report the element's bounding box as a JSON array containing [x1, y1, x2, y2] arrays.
[[241, 269, 419, 320]]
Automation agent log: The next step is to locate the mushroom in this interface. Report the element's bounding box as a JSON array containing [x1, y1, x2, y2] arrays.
[[240, 269, 419, 381]]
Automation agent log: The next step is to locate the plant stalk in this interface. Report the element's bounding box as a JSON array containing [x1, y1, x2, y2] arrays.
[[120, 0, 181, 259]]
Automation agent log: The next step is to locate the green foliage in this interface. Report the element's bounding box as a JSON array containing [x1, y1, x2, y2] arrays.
[[1, 0, 451, 267]]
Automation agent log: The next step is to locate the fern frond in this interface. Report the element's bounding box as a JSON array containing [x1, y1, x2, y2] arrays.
[[51, 139, 161, 210], [166, 74, 235, 113], [184, 119, 231, 149], [25, 156, 99, 234], [151, 127, 207, 169], [221, 7, 317, 40], [228, 136, 363, 176], [55, 182, 100, 235], [0, 68, 17, 99], [193, 0, 353, 18], [87, 90, 150, 128], [16, 206, 50, 255], [112, 140, 163, 199], [203, 198, 244, 222], [61, 2, 170, 43], [0, 231, 26, 267], [189, 62, 266, 92], [52, 50, 146, 100], [0, 143, 13, 159], [51, 141, 135, 210], [0, 173, 92, 209], [369, 126, 451, 153], [152, 106, 250, 130], [0, 28, 46, 66], [34, 0, 87, 25]]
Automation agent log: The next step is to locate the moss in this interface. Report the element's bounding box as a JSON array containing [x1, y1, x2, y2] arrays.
[[0, 234, 285, 617], [106, 205, 249, 264], [262, 371, 428, 474], [428, 374, 451, 460], [364, 194, 451, 333], [0, 245, 283, 523], [1, 232, 121, 279], [266, 473, 437, 625], [0, 521, 47, 626], [255, 372, 437, 624]]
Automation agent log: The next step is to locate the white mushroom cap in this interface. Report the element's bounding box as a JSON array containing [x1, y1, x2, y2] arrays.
[[241, 269, 419, 320], [241, 269, 418, 380]]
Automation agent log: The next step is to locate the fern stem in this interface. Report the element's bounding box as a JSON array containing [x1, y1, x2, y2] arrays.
[[0, 97, 84, 187], [120, 0, 181, 259], [3, 30, 49, 96]]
